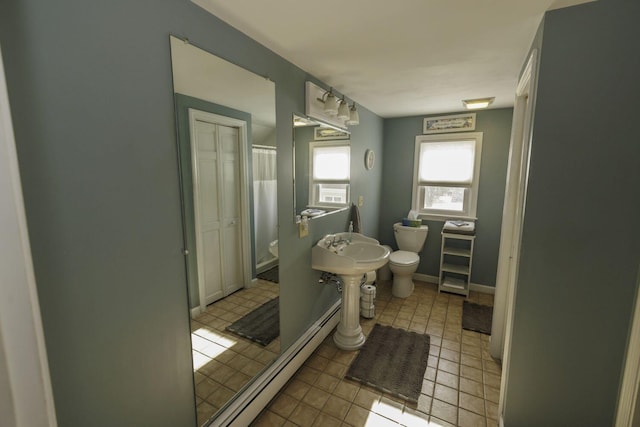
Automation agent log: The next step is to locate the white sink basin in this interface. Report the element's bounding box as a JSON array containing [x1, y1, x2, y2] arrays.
[[312, 232, 390, 276]]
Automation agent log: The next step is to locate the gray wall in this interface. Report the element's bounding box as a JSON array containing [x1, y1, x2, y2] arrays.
[[0, 0, 383, 425], [379, 109, 513, 287], [504, 1, 640, 425]]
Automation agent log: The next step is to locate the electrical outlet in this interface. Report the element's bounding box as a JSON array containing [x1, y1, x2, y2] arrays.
[[358, 195, 364, 206]]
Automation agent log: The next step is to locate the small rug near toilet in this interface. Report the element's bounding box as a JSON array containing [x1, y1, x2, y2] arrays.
[[225, 297, 279, 346], [345, 324, 430, 403], [462, 301, 493, 335], [257, 266, 278, 283]]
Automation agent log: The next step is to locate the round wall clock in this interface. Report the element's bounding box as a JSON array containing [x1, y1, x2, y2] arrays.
[[365, 149, 375, 170]]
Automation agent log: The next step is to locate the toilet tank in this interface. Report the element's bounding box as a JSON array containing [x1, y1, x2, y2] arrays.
[[393, 223, 429, 252]]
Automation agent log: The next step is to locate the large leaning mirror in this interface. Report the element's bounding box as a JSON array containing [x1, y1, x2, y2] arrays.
[[293, 114, 351, 221], [169, 36, 279, 426]]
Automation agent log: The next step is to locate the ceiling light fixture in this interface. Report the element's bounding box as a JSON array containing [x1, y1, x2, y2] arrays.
[[462, 97, 495, 110]]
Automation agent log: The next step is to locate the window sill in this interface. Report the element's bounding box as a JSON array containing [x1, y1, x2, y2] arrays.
[[418, 213, 478, 222]]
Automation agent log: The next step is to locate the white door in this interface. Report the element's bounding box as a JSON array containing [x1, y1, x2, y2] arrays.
[[191, 113, 246, 307], [218, 124, 243, 295]]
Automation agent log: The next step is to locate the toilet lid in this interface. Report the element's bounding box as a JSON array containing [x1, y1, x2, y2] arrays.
[[389, 250, 419, 265]]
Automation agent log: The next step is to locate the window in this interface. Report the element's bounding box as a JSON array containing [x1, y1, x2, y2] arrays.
[[309, 140, 350, 208], [412, 132, 483, 219]]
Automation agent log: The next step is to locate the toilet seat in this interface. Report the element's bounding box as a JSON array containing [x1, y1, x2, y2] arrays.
[[389, 250, 419, 265]]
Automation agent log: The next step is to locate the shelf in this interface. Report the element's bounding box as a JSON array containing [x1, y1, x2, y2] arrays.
[[442, 263, 470, 275], [440, 277, 469, 296], [443, 246, 471, 257], [439, 231, 474, 297]]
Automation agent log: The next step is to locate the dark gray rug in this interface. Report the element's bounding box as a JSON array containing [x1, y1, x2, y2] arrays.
[[462, 301, 493, 335], [345, 324, 430, 403], [225, 298, 279, 346], [257, 266, 278, 283]]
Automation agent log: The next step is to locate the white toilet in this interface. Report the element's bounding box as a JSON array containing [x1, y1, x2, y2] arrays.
[[389, 223, 429, 298]]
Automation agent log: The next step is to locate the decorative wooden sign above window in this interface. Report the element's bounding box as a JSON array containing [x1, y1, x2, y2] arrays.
[[423, 113, 476, 134]]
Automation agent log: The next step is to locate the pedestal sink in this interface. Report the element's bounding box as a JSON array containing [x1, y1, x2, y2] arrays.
[[312, 232, 390, 350]]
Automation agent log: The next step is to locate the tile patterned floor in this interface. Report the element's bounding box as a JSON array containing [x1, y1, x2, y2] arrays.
[[191, 279, 280, 426], [252, 280, 500, 427]]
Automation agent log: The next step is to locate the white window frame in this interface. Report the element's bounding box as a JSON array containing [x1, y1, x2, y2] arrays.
[[412, 132, 483, 220], [308, 140, 350, 209]]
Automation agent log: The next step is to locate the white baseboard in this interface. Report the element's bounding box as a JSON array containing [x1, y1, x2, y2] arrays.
[[412, 273, 495, 295], [190, 306, 201, 318], [211, 300, 341, 426]]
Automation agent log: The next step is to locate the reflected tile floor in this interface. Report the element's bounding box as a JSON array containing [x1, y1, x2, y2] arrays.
[[191, 279, 280, 426], [252, 280, 500, 427]]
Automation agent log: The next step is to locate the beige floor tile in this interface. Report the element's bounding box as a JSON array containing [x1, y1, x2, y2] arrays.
[[371, 396, 404, 420], [282, 379, 311, 400], [288, 402, 320, 427], [458, 407, 487, 427], [459, 392, 486, 416], [460, 377, 484, 399], [353, 387, 381, 409], [435, 370, 459, 389], [322, 394, 351, 420], [434, 383, 458, 406], [333, 380, 360, 402], [400, 407, 430, 427], [431, 398, 458, 425], [344, 404, 371, 426], [311, 412, 343, 427], [438, 358, 459, 375], [270, 393, 299, 419], [460, 365, 483, 383], [302, 386, 331, 410], [252, 409, 286, 427]]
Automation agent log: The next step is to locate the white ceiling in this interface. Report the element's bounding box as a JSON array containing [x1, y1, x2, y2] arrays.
[[192, 0, 593, 118]]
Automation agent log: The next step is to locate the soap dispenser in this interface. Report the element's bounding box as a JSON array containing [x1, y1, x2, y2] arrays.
[[348, 221, 353, 242]]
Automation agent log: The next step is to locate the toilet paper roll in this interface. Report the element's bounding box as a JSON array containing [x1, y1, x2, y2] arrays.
[[360, 302, 374, 311], [360, 306, 375, 319], [361, 284, 376, 295], [360, 284, 376, 305], [360, 295, 375, 306]]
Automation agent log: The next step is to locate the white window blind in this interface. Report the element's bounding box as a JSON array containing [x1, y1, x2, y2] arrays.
[[309, 141, 350, 208], [412, 133, 483, 219]]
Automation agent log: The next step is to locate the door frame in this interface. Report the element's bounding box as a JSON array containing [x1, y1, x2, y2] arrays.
[[492, 49, 538, 423], [615, 269, 640, 426], [0, 44, 57, 426], [188, 108, 252, 314]]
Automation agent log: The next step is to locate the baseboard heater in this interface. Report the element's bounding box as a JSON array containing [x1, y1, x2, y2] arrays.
[[210, 300, 341, 426]]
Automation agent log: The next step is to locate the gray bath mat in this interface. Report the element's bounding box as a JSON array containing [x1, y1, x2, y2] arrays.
[[257, 266, 279, 283], [345, 324, 430, 403], [462, 301, 493, 335], [225, 298, 279, 346]]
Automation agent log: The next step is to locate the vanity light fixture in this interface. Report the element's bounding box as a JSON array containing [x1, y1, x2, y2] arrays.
[[337, 96, 350, 120], [307, 81, 359, 128], [462, 97, 495, 110], [346, 103, 360, 125], [322, 88, 339, 116]]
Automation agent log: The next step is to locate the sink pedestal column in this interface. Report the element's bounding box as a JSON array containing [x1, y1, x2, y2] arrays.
[[333, 273, 365, 350]]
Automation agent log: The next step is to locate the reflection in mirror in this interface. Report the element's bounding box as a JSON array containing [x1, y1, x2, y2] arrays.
[[293, 115, 351, 221], [169, 36, 279, 426]]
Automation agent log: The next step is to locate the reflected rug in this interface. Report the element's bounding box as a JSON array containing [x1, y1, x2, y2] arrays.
[[462, 301, 493, 335], [257, 266, 279, 283], [345, 324, 430, 403], [225, 297, 279, 346]]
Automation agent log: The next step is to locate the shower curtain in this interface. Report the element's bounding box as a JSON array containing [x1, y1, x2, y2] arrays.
[[252, 147, 278, 265]]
